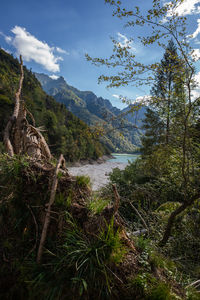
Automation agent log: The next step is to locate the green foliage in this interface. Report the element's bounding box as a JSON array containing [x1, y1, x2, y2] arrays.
[[141, 108, 165, 157], [0, 154, 192, 299], [162, 204, 200, 278], [106, 158, 184, 225], [129, 273, 177, 300], [147, 282, 175, 300], [49, 217, 126, 298], [135, 236, 152, 252], [104, 154, 200, 286], [1, 2, 200, 297], [75, 175, 91, 187], [88, 196, 110, 214], [186, 287, 200, 300], [88, 2, 200, 274], [130, 273, 153, 297], [149, 251, 176, 276]]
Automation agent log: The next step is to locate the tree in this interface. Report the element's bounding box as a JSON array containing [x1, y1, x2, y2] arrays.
[[3, 56, 52, 160], [141, 39, 185, 157], [150, 39, 185, 145], [87, 0, 200, 245], [140, 108, 165, 157]]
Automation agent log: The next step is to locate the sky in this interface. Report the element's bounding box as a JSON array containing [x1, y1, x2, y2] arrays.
[[1, 0, 200, 109]]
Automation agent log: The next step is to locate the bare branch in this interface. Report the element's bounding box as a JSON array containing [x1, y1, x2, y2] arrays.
[[37, 154, 65, 263], [112, 184, 120, 215]]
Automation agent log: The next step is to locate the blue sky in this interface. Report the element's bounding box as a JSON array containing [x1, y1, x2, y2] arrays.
[[1, 0, 200, 109]]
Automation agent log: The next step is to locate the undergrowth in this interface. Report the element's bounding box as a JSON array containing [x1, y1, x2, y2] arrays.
[[0, 155, 196, 299]]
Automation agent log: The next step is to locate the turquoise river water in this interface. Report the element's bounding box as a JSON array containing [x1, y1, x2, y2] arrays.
[[108, 153, 140, 164]]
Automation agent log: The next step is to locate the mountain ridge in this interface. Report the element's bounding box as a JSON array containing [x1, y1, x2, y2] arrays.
[[35, 73, 146, 153]]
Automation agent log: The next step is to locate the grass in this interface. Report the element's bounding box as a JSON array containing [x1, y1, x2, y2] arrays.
[[88, 195, 110, 214]]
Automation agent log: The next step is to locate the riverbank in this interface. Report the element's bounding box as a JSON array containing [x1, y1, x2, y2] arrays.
[[68, 154, 114, 167], [68, 160, 128, 191]]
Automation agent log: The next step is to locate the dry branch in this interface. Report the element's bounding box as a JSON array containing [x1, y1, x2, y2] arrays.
[[129, 202, 149, 234], [3, 55, 52, 160], [4, 55, 24, 156], [37, 154, 65, 264], [112, 184, 120, 215], [186, 279, 200, 289]]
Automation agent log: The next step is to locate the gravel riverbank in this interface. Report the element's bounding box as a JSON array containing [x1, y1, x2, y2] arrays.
[[68, 161, 128, 191]]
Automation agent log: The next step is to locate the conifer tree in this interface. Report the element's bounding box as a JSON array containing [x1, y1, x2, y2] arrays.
[[150, 39, 184, 145], [140, 108, 164, 157]]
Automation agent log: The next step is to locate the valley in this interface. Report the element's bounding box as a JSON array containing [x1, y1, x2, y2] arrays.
[[35, 73, 146, 154]]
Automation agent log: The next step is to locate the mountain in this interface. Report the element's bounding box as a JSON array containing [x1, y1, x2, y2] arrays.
[[35, 73, 145, 153], [0, 49, 109, 161], [121, 104, 147, 129]]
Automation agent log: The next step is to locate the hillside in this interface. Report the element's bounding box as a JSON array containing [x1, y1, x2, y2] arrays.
[[35, 73, 144, 153], [0, 49, 109, 161]]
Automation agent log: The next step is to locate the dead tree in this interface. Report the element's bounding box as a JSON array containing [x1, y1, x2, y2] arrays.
[[3, 55, 52, 160], [3, 56, 71, 263]]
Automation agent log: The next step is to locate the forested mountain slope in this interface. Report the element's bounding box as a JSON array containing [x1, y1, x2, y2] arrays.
[[35, 73, 144, 153], [0, 49, 108, 161]]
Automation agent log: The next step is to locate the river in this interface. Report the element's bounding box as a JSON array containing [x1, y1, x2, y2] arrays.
[[68, 153, 139, 191], [108, 153, 139, 164]]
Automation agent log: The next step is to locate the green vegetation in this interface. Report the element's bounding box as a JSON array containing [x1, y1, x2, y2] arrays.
[[88, 195, 110, 214], [0, 154, 191, 299], [88, 0, 200, 297], [0, 49, 108, 161], [1, 0, 200, 298]]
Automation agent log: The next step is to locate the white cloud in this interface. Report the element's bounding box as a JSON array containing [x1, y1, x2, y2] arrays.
[[5, 35, 12, 43], [166, 0, 200, 17], [191, 48, 200, 61], [190, 19, 200, 39], [0, 31, 12, 42], [112, 94, 120, 99], [136, 95, 151, 104], [55, 47, 69, 54], [113, 94, 151, 105], [194, 38, 200, 44], [49, 74, 59, 80], [194, 71, 200, 82], [192, 71, 200, 100], [1, 47, 11, 54], [2, 26, 64, 72], [117, 32, 136, 52], [191, 89, 200, 99]]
